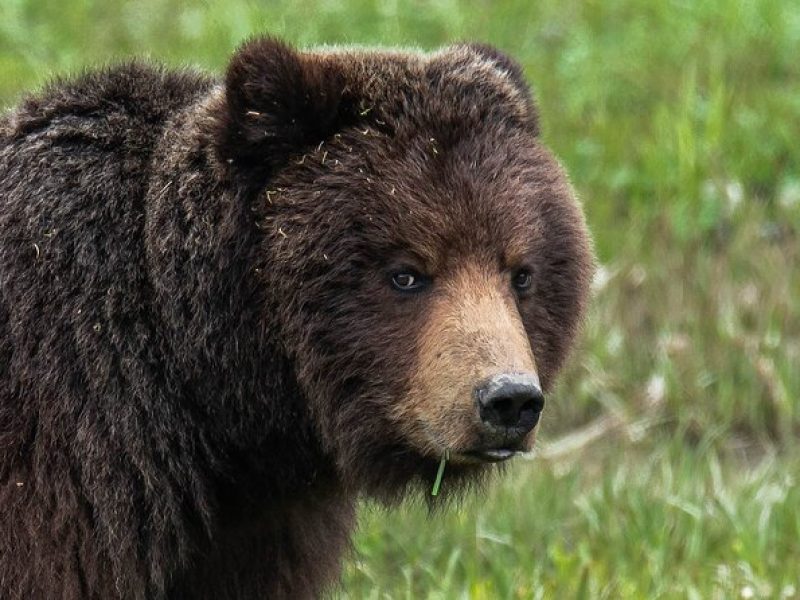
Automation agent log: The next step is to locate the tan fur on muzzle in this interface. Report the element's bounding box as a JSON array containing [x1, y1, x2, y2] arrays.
[[392, 262, 538, 454]]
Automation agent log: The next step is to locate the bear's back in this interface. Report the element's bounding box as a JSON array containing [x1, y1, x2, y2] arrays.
[[0, 64, 220, 598], [0, 63, 214, 455], [1, 62, 213, 146], [0, 63, 213, 225]]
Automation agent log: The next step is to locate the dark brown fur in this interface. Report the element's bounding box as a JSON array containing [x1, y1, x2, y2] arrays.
[[0, 38, 593, 598]]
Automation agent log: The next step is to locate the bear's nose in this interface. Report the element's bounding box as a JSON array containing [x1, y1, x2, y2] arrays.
[[475, 373, 544, 436]]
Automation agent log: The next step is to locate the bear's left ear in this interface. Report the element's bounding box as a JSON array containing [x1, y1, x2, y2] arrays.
[[458, 43, 540, 136], [213, 37, 354, 187]]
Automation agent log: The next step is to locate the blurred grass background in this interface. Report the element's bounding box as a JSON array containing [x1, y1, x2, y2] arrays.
[[1, 0, 798, 597]]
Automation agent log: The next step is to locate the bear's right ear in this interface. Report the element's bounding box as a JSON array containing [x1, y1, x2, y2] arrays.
[[213, 37, 353, 187]]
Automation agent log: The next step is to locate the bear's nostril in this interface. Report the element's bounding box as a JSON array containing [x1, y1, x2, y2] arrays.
[[519, 398, 536, 418], [492, 398, 513, 418]]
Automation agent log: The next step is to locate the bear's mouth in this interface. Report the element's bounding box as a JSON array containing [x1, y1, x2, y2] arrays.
[[453, 448, 520, 463]]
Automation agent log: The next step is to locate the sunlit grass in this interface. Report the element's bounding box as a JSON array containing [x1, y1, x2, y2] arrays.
[[1, 0, 797, 596]]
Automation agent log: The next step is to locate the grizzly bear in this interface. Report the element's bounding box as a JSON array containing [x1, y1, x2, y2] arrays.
[[0, 37, 593, 599]]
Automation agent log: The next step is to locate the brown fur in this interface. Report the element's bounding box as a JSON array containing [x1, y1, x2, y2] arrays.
[[0, 37, 593, 598]]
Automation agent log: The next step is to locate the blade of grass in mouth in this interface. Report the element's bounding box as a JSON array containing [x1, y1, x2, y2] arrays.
[[431, 449, 449, 496]]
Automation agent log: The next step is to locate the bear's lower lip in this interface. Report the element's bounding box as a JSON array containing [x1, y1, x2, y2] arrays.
[[456, 448, 517, 463]]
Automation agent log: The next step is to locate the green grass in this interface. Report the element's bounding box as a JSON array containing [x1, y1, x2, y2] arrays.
[[1, 0, 798, 596], [347, 442, 800, 598]]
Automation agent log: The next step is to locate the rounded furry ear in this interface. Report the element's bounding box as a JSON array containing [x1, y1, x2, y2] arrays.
[[459, 43, 539, 135], [213, 37, 352, 186]]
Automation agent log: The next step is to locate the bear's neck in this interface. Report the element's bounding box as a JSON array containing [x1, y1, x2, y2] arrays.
[[144, 87, 300, 442], [144, 86, 344, 478]]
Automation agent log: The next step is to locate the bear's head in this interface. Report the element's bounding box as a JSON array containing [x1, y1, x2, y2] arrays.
[[211, 38, 593, 499]]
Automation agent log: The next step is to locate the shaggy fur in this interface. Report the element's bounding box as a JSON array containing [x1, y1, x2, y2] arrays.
[[0, 38, 593, 599]]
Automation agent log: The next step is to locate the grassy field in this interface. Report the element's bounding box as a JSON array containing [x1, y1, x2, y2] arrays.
[[2, 0, 798, 597]]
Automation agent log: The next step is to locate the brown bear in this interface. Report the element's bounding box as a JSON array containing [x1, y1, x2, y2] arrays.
[[0, 37, 593, 599]]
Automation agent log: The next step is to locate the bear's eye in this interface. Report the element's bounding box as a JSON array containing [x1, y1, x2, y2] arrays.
[[512, 269, 533, 293], [390, 271, 428, 293]]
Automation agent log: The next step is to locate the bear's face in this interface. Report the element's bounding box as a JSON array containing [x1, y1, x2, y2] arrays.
[[213, 39, 593, 498]]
